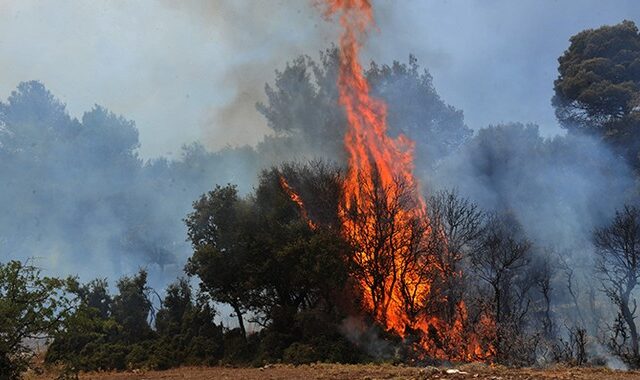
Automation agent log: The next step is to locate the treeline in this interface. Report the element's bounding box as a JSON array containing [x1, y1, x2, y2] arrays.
[[0, 44, 470, 284], [3, 161, 640, 379], [1, 160, 640, 378], [0, 80, 260, 280], [0, 163, 550, 377], [45, 272, 223, 371]]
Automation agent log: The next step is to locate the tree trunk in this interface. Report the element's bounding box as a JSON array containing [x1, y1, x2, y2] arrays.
[[622, 298, 639, 358], [493, 282, 503, 361], [232, 302, 247, 341]]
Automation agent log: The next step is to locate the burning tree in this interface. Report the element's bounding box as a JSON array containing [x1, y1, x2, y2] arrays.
[[469, 213, 534, 363], [426, 189, 484, 327], [187, 164, 354, 353], [273, 0, 496, 361], [341, 171, 431, 333]]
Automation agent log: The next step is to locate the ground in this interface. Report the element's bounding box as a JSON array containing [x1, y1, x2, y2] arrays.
[[25, 363, 640, 380]]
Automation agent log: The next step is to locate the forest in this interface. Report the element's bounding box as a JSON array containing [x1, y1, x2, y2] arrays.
[[1, 18, 640, 380]]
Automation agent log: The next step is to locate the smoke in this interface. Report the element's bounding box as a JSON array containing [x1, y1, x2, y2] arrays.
[[0, 1, 637, 159], [429, 123, 636, 253], [340, 316, 397, 359], [240, 43, 639, 356], [369, 0, 640, 137], [0, 81, 262, 289], [1, 2, 639, 361], [159, 1, 337, 151]]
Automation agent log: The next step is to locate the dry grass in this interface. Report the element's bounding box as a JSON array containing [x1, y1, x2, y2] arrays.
[[24, 363, 640, 380]]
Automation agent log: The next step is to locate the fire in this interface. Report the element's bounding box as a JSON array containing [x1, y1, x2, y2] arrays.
[[322, 0, 495, 361], [281, 0, 495, 361], [323, 0, 426, 327], [279, 175, 317, 229]]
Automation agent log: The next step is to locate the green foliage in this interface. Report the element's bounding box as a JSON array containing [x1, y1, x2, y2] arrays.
[[366, 55, 471, 171], [111, 270, 155, 344], [0, 260, 74, 380], [45, 271, 155, 372], [46, 273, 224, 373], [221, 328, 256, 364], [553, 20, 640, 166], [154, 278, 224, 367], [185, 184, 255, 339], [186, 163, 351, 340], [283, 343, 317, 365], [185, 162, 364, 365]]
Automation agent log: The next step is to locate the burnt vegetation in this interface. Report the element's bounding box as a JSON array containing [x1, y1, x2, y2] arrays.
[[2, 20, 640, 380]]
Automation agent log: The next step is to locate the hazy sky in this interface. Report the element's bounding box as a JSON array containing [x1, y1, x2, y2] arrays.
[[0, 0, 638, 158]]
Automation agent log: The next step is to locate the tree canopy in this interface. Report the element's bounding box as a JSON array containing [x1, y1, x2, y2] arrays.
[[0, 260, 74, 379], [553, 20, 640, 167], [256, 49, 471, 175]]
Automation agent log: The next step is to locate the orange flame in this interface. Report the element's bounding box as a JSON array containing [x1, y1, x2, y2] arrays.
[[319, 0, 494, 361], [279, 175, 317, 229], [324, 0, 430, 334]]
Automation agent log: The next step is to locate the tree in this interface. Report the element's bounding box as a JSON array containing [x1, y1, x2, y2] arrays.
[[75, 279, 112, 319], [45, 278, 121, 372], [0, 81, 181, 273], [185, 184, 254, 340], [0, 260, 73, 379], [426, 189, 484, 326], [594, 205, 640, 364], [154, 278, 223, 368], [470, 213, 533, 362], [156, 278, 193, 337], [553, 20, 640, 166], [366, 55, 471, 174], [341, 171, 430, 329], [186, 163, 350, 346], [256, 48, 471, 172], [111, 270, 155, 344], [244, 165, 350, 328]]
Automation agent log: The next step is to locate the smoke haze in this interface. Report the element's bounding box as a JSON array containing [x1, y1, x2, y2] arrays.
[[0, 0, 638, 322], [0, 1, 638, 158]]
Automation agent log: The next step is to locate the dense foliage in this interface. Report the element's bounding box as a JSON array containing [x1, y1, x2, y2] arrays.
[[45, 271, 224, 372], [0, 261, 74, 380], [185, 163, 361, 364], [553, 20, 640, 168]]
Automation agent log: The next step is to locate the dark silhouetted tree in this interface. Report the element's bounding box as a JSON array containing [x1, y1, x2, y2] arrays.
[[185, 184, 254, 340], [470, 213, 533, 363], [257, 48, 471, 172], [594, 205, 640, 364], [553, 20, 640, 167], [111, 270, 155, 344], [426, 189, 484, 325]]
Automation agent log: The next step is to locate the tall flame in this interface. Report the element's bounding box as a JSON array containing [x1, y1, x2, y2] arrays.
[[320, 0, 493, 361], [275, 0, 494, 360], [323, 0, 420, 211], [325, 0, 428, 332]]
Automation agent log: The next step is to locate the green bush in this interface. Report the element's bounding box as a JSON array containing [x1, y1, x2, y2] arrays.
[[222, 328, 254, 364], [125, 342, 153, 370], [283, 343, 319, 364]]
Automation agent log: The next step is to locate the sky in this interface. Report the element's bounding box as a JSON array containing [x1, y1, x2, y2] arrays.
[[0, 0, 638, 158]]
